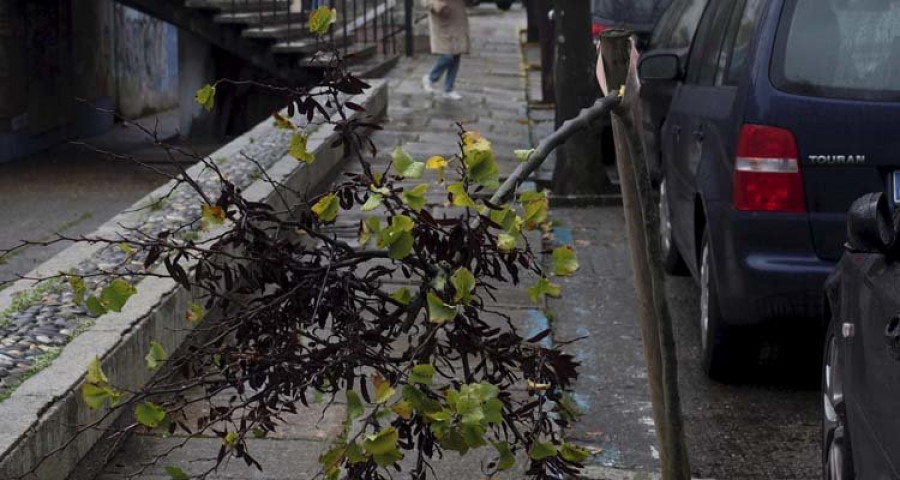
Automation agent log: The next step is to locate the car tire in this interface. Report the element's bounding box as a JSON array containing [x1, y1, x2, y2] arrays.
[[700, 231, 742, 380], [659, 178, 688, 275], [822, 319, 855, 480], [496, 0, 513, 10]]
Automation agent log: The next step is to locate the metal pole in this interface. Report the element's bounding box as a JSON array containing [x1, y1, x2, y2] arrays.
[[404, 0, 413, 56]]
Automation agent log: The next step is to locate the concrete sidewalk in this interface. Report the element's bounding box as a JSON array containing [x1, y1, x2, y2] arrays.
[[98, 5, 660, 480]]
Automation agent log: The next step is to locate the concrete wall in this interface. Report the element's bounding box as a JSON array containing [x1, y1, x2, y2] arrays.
[[0, 0, 180, 163]]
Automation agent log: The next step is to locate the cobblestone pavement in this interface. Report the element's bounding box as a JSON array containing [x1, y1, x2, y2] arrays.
[[0, 112, 289, 399]]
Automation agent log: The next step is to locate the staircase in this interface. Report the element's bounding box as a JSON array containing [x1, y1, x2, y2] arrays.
[[115, 0, 406, 81]]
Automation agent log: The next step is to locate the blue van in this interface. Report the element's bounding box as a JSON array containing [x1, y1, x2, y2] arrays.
[[638, 0, 900, 380]]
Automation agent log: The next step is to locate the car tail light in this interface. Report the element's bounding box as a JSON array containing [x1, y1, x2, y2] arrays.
[[592, 23, 609, 37], [733, 124, 806, 213]]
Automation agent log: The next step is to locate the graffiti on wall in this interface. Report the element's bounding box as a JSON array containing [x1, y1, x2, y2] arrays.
[[113, 4, 179, 119]]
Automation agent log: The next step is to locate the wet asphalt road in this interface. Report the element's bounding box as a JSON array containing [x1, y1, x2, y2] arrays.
[[552, 207, 820, 480], [667, 274, 821, 480]]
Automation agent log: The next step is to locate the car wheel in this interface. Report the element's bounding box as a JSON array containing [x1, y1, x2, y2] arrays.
[[700, 231, 741, 380], [823, 322, 854, 479], [496, 0, 513, 10], [659, 178, 687, 275]]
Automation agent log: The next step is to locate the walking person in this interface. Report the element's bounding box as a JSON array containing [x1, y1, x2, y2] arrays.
[[421, 0, 471, 100]]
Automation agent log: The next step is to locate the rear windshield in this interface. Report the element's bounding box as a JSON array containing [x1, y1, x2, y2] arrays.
[[773, 0, 900, 101], [593, 0, 673, 31]]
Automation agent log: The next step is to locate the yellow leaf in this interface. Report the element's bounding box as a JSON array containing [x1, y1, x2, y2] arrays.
[[308, 6, 337, 36], [447, 183, 478, 209], [201, 204, 226, 230], [372, 374, 396, 404], [312, 193, 340, 223], [290, 132, 315, 163], [194, 84, 216, 111], [273, 112, 295, 130]]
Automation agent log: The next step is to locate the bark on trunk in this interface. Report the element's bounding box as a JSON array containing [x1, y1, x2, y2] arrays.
[[550, 0, 612, 195], [600, 30, 691, 480]]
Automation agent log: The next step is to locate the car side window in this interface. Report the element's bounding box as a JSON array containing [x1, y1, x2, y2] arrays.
[[652, 0, 708, 50], [650, 0, 683, 48], [717, 0, 767, 86], [685, 0, 737, 86]]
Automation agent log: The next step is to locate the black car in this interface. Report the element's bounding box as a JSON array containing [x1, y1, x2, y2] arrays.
[[824, 192, 900, 479], [638, 0, 900, 379]]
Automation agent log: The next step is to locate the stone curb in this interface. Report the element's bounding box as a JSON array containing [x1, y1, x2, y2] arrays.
[[0, 81, 388, 480]]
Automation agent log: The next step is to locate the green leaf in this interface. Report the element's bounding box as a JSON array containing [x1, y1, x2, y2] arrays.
[[552, 246, 580, 276], [68, 275, 86, 306], [135, 401, 167, 428], [497, 233, 517, 252], [224, 431, 239, 449], [461, 423, 488, 448], [194, 84, 216, 111], [409, 364, 435, 387], [529, 441, 559, 461], [165, 465, 189, 480], [402, 184, 429, 212], [515, 148, 536, 162], [85, 295, 107, 316], [520, 190, 549, 229], [391, 400, 413, 420], [360, 194, 383, 212], [100, 279, 136, 313], [82, 383, 110, 410], [186, 302, 205, 323], [359, 216, 380, 246], [392, 147, 425, 179], [290, 132, 315, 163], [372, 374, 396, 404], [489, 206, 517, 231], [364, 427, 403, 466], [86, 356, 108, 384], [527, 277, 562, 303], [426, 292, 457, 324], [376, 215, 415, 260], [145, 341, 167, 371], [463, 140, 500, 188], [447, 182, 479, 209], [450, 267, 476, 305], [308, 6, 337, 35], [312, 193, 340, 222], [346, 390, 364, 420], [483, 398, 503, 425], [560, 442, 591, 462], [119, 242, 135, 255], [402, 385, 442, 414], [493, 441, 516, 471], [201, 204, 226, 230], [389, 287, 413, 305]]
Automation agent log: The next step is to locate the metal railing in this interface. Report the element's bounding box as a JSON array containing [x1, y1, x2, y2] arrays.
[[208, 0, 413, 58]]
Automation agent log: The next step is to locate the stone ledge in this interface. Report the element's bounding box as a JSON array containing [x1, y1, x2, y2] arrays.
[[0, 81, 388, 480]]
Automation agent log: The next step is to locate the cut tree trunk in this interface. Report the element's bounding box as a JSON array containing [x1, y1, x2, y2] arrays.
[[600, 30, 691, 480]]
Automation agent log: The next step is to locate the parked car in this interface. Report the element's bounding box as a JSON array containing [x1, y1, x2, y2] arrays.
[[823, 192, 900, 479], [638, 0, 900, 379], [593, 0, 674, 40]]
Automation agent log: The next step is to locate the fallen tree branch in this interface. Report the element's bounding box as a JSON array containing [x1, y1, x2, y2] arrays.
[[491, 92, 622, 204]]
